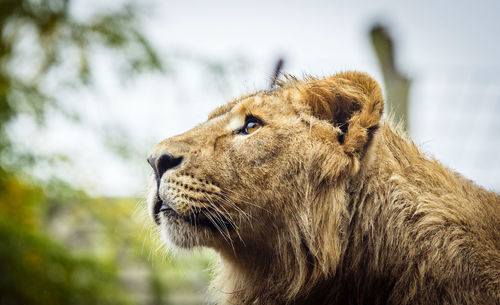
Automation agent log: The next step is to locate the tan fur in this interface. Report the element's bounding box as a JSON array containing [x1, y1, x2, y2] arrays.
[[147, 72, 500, 305]]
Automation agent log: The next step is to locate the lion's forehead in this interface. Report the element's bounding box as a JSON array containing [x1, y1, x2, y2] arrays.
[[208, 92, 297, 130], [152, 91, 300, 157]]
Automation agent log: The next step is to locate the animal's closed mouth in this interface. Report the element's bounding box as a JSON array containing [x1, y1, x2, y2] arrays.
[[153, 198, 178, 223], [153, 196, 169, 224], [153, 196, 232, 231]]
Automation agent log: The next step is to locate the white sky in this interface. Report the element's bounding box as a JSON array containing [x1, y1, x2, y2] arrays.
[[12, 0, 500, 196]]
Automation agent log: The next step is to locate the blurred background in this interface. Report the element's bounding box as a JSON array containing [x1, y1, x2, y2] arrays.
[[1, 0, 499, 304]]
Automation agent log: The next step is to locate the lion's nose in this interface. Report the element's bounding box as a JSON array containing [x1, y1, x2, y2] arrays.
[[147, 153, 183, 179]]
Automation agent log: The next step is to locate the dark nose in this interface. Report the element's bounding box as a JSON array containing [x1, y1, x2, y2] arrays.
[[147, 153, 183, 179]]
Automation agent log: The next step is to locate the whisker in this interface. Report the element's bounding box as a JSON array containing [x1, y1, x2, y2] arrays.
[[200, 193, 247, 248], [202, 209, 234, 251]]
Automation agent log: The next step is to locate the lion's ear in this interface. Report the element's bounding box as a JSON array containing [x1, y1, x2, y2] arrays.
[[299, 71, 384, 156]]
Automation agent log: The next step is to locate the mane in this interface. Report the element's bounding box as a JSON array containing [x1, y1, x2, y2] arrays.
[[214, 118, 500, 304]]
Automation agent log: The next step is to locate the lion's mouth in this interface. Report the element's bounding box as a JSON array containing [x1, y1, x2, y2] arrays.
[[153, 197, 177, 223], [153, 196, 171, 224], [153, 196, 232, 231]]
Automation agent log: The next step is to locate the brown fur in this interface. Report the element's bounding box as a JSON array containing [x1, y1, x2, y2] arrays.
[[147, 72, 500, 305]]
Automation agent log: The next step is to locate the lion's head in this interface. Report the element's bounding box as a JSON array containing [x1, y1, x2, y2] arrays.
[[147, 71, 384, 302]]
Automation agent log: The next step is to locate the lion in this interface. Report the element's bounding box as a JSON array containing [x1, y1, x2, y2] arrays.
[[146, 72, 500, 305]]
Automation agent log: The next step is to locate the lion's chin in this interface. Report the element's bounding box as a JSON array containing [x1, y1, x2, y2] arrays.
[[158, 214, 217, 249]]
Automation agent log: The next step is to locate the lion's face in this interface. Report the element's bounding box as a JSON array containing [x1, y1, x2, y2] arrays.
[[147, 72, 383, 254], [147, 91, 309, 249]]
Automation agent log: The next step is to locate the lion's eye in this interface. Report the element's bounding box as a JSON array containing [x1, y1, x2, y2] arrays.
[[236, 115, 263, 135], [245, 121, 261, 134]]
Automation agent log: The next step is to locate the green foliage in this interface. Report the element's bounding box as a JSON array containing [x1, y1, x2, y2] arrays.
[[0, 161, 136, 304], [0, 173, 43, 229], [0, 219, 132, 305]]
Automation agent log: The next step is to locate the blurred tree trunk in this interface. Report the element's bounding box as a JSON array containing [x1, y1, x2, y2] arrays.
[[370, 25, 411, 132]]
